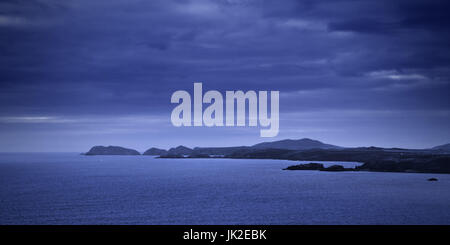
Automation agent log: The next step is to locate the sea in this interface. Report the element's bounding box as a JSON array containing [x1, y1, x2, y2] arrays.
[[0, 153, 449, 224]]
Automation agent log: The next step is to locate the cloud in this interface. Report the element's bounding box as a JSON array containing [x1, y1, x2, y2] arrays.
[[328, 19, 400, 34], [0, 116, 70, 123], [280, 19, 326, 31], [366, 70, 427, 80], [0, 15, 29, 27]]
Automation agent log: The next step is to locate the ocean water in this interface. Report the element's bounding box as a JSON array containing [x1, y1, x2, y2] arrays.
[[0, 153, 449, 225]]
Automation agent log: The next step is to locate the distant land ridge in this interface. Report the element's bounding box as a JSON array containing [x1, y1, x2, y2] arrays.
[[87, 138, 450, 156], [84, 139, 450, 174], [251, 138, 341, 150]]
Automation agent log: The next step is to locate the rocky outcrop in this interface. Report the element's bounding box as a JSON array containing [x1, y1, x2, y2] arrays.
[[85, 146, 140, 155], [284, 163, 356, 171], [143, 147, 167, 156], [283, 163, 324, 170]]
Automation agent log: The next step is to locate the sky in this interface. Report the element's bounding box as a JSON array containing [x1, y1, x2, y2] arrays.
[[1, 0, 450, 152]]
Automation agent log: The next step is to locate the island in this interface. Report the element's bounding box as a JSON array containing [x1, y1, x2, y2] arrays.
[[85, 146, 140, 155]]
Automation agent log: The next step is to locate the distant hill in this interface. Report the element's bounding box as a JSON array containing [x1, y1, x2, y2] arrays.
[[143, 147, 167, 156], [167, 145, 193, 155], [251, 138, 342, 150], [432, 143, 450, 151], [85, 146, 140, 155]]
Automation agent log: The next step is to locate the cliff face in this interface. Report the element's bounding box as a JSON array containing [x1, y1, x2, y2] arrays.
[[85, 146, 141, 155], [143, 147, 167, 155]]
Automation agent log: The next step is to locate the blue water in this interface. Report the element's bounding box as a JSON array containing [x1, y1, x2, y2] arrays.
[[0, 153, 449, 224]]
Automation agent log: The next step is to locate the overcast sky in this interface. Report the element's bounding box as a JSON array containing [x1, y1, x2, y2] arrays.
[[1, 0, 450, 152]]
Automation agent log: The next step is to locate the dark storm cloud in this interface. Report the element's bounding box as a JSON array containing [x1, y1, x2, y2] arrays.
[[1, 0, 449, 109], [0, 0, 450, 150], [326, 0, 450, 41]]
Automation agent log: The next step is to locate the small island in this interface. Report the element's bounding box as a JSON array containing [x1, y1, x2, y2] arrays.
[[85, 146, 140, 155]]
